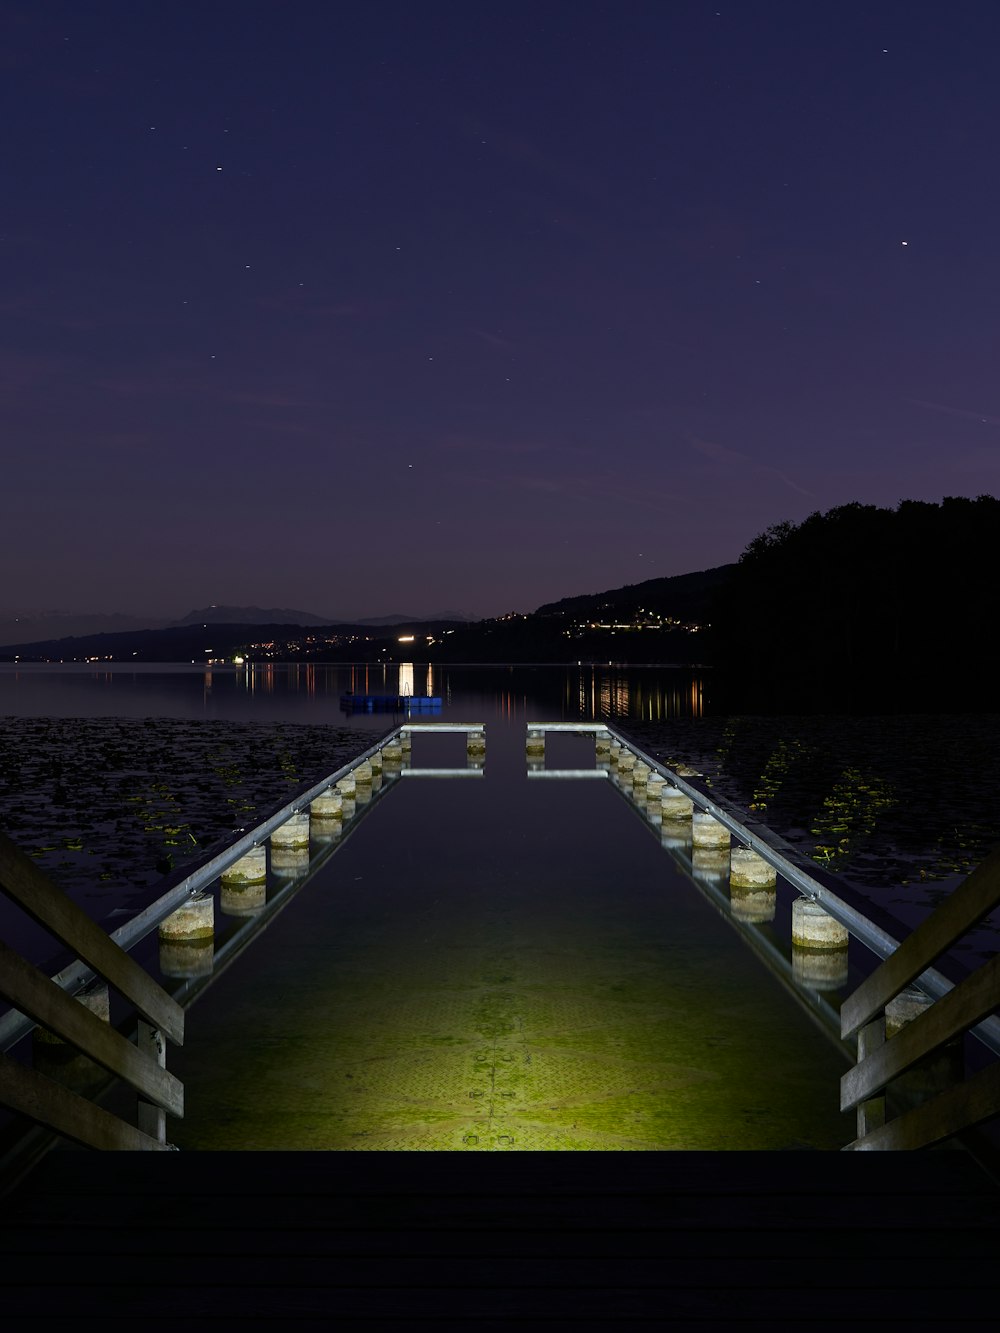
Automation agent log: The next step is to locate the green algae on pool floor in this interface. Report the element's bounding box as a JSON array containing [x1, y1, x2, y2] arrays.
[[168, 741, 853, 1151]]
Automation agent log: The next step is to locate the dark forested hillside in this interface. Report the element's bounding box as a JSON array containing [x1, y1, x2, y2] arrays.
[[713, 496, 997, 712]]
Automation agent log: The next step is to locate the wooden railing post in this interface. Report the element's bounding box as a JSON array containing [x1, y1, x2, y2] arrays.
[[856, 1017, 886, 1140], [137, 1023, 167, 1145]]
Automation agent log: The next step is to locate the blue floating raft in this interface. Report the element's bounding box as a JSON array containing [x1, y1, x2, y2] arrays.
[[340, 693, 442, 713]]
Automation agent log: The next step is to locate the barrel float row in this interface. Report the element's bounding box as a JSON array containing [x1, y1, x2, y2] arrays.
[[604, 734, 855, 992], [155, 733, 411, 977]]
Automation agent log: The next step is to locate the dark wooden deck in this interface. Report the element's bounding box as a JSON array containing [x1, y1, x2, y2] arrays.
[[2, 1150, 998, 1327]]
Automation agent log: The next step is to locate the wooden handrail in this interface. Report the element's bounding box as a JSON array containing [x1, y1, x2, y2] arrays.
[[0, 1053, 170, 1152], [841, 845, 1000, 1151], [841, 841, 1000, 1038], [842, 953, 1000, 1111], [845, 1059, 1000, 1151], [0, 838, 184, 1156], [0, 832, 183, 1044], [0, 940, 182, 1116]]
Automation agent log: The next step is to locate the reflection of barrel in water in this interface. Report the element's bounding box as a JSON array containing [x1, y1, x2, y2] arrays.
[[729, 849, 777, 923], [158, 893, 215, 978], [791, 898, 849, 991]]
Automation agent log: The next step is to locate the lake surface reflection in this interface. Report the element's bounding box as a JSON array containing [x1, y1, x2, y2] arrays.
[[164, 723, 852, 1151], [1, 662, 998, 968], [0, 660, 707, 726]]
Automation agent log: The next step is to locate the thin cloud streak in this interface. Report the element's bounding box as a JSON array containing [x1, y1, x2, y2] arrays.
[[690, 435, 816, 499], [911, 399, 1000, 428]]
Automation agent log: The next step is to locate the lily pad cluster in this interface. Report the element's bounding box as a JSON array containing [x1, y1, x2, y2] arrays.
[[621, 713, 1000, 962], [0, 716, 372, 914]]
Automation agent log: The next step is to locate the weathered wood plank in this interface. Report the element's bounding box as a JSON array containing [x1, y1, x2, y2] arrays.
[[12, 1183, 1000, 1230], [0, 940, 183, 1116], [843, 954, 1000, 1111], [2, 1252, 1000, 1290], [0, 1279, 995, 1320], [4, 1224, 996, 1261], [841, 841, 1000, 1037], [0, 831, 183, 1044], [0, 1054, 170, 1151], [845, 1057, 1000, 1150], [16, 1145, 994, 1199]]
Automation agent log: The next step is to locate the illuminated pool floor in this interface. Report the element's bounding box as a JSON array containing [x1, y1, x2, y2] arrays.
[[168, 730, 854, 1150]]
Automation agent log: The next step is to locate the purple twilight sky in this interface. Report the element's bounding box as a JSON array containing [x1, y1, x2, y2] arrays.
[[3, 0, 1000, 620]]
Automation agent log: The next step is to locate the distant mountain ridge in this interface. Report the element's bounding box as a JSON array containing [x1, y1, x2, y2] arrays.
[[0, 603, 474, 646], [172, 605, 334, 627]]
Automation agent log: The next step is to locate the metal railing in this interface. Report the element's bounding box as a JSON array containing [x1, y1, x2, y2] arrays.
[[0, 728, 401, 1057], [0, 721, 486, 1173], [0, 727, 408, 1175], [528, 721, 1000, 1152]]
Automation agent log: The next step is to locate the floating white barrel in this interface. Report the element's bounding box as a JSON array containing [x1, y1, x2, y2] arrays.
[[691, 811, 730, 849], [791, 898, 848, 949], [884, 986, 961, 1100], [221, 845, 267, 885], [270, 809, 310, 849], [159, 893, 214, 942], [791, 898, 849, 991], [34, 982, 110, 1044], [730, 848, 777, 890], [728, 840, 776, 921], [885, 987, 934, 1039], [661, 788, 694, 821], [158, 892, 214, 977], [33, 982, 111, 1089], [310, 789, 343, 819]]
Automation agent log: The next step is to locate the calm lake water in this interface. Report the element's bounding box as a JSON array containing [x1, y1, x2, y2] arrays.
[[1, 661, 998, 964], [4, 661, 999, 1152]]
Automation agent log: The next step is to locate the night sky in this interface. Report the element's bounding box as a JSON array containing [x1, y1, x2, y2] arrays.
[[4, 0, 1000, 621]]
